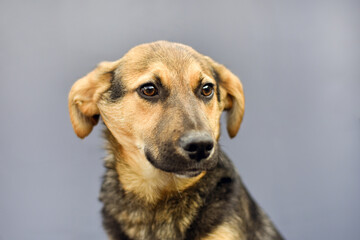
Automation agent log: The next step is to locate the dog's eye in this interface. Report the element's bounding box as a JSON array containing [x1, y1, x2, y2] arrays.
[[140, 83, 158, 97], [201, 84, 214, 97]]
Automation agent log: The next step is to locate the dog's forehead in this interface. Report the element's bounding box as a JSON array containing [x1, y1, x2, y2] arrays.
[[116, 42, 213, 88]]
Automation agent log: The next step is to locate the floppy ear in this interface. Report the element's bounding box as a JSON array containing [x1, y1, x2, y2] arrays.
[[68, 60, 120, 139], [206, 57, 245, 138]]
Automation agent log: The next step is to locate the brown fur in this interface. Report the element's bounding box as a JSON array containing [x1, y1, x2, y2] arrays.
[[68, 41, 283, 240]]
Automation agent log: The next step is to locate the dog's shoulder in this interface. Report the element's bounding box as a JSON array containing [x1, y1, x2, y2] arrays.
[[192, 150, 284, 240]]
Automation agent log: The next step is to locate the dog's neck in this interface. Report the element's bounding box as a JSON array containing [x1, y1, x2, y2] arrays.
[[103, 128, 205, 204]]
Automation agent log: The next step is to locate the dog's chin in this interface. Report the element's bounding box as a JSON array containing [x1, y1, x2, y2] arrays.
[[174, 170, 203, 178]]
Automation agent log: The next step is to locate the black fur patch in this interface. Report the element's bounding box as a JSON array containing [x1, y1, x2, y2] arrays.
[[108, 73, 125, 101], [185, 176, 236, 239]]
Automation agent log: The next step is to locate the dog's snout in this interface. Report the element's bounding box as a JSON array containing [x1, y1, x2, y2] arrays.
[[179, 132, 214, 161]]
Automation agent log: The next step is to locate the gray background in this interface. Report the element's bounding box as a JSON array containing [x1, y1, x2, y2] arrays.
[[0, 0, 359, 239]]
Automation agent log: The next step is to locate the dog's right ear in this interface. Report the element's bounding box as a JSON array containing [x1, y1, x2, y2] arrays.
[[204, 56, 245, 138], [68, 60, 120, 139]]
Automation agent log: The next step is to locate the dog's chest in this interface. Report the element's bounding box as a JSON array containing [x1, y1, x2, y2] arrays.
[[100, 169, 205, 240], [116, 194, 202, 240]]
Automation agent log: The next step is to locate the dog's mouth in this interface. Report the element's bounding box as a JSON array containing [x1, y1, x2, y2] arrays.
[[144, 147, 217, 178]]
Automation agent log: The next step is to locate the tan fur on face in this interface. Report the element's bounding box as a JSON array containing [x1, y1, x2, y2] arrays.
[[98, 66, 208, 203], [68, 41, 245, 203]]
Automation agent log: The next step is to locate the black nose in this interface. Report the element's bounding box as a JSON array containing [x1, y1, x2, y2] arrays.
[[179, 132, 214, 161]]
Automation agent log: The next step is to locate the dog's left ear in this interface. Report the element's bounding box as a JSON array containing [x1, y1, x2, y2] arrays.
[[68, 60, 120, 139], [205, 57, 245, 138]]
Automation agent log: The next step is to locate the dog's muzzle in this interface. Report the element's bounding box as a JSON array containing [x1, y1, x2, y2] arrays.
[[144, 131, 217, 177]]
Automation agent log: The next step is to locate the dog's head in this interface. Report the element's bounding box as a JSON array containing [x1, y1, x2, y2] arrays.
[[69, 41, 244, 178]]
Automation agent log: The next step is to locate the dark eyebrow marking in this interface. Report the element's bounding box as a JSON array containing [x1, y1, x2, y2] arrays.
[[211, 68, 221, 102], [153, 74, 164, 88], [108, 71, 126, 102]]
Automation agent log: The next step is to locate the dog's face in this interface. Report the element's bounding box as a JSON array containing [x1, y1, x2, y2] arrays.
[[69, 41, 244, 178]]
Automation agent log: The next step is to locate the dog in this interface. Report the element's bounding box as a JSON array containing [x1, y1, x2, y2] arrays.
[[68, 41, 284, 240]]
